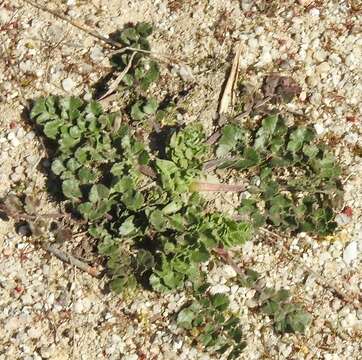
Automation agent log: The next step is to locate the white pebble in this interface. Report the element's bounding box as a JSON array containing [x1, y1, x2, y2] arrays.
[[335, 214, 351, 226], [10, 137, 20, 147], [209, 284, 230, 295], [7, 132, 16, 140], [25, 131, 36, 141], [11, 173, 22, 182], [28, 326, 42, 339], [74, 299, 84, 313], [15, 166, 24, 174], [314, 123, 324, 135], [220, 265, 237, 279], [90, 45, 104, 63], [343, 241, 358, 266], [62, 78, 76, 92], [177, 65, 194, 82]]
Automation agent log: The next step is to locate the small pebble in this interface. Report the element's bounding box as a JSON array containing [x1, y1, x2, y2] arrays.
[[10, 173, 21, 182], [209, 284, 230, 295], [90, 45, 104, 63], [314, 123, 325, 135], [335, 213, 351, 226], [25, 131, 36, 141], [62, 78, 76, 92], [343, 241, 358, 265]]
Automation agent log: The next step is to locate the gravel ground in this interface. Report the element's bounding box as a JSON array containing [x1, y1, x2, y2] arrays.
[[0, 0, 361, 359]]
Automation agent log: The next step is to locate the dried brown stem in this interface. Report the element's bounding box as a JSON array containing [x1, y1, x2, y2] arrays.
[[22, 0, 184, 65], [98, 52, 136, 101], [22, 0, 122, 48], [45, 244, 101, 277]]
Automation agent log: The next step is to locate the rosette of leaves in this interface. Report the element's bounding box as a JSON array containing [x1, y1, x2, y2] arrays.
[[31, 96, 155, 290], [215, 115, 343, 236], [149, 209, 252, 292], [130, 97, 159, 122], [156, 124, 208, 193], [177, 290, 246, 359], [259, 288, 311, 333], [110, 22, 160, 90], [30, 95, 317, 353]]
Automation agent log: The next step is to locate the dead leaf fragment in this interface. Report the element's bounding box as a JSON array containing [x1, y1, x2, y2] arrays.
[[262, 74, 302, 103]]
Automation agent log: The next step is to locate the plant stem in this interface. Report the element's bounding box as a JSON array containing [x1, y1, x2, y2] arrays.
[[189, 181, 245, 192]]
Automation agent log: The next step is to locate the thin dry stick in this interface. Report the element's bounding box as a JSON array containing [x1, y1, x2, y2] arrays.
[[190, 182, 245, 192], [22, 0, 184, 64], [260, 228, 362, 310], [98, 52, 136, 100], [218, 42, 243, 115], [109, 46, 181, 63], [22, 0, 122, 48], [45, 244, 101, 277]]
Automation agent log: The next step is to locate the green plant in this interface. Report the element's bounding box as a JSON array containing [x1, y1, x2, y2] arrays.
[[26, 21, 345, 358], [111, 22, 160, 90], [177, 289, 246, 359], [217, 116, 343, 235], [258, 287, 311, 333]]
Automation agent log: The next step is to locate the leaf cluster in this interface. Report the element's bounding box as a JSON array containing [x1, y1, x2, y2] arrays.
[[259, 288, 311, 333], [30, 96, 252, 297], [110, 22, 160, 90], [216, 116, 342, 235], [177, 289, 246, 359]]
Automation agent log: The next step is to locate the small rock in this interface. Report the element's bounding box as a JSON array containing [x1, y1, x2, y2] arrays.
[[28, 326, 42, 339], [316, 62, 330, 77], [15, 165, 24, 174], [220, 265, 237, 279], [25, 131, 36, 141], [343, 241, 358, 265], [26, 155, 38, 164], [314, 123, 324, 135], [309, 8, 320, 17], [47, 293, 55, 306], [176, 65, 194, 82], [5, 316, 22, 332], [344, 132, 358, 145], [21, 293, 33, 305], [16, 127, 25, 139], [10, 137, 20, 147], [11, 173, 22, 182], [335, 213, 351, 226], [17, 224, 32, 237], [74, 299, 84, 313], [90, 45, 104, 63], [62, 78, 76, 92], [209, 284, 230, 295]]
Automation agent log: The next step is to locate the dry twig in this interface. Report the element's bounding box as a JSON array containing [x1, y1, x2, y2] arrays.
[[98, 52, 136, 101], [22, 0, 184, 65], [45, 244, 101, 277], [218, 42, 243, 115]]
